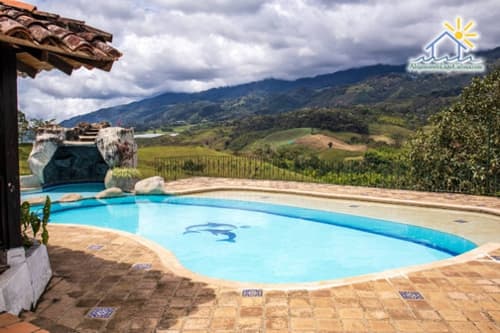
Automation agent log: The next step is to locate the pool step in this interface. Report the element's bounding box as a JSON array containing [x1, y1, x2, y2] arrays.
[[78, 135, 97, 142]]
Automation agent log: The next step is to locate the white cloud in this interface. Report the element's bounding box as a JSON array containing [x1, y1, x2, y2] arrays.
[[18, 0, 500, 121]]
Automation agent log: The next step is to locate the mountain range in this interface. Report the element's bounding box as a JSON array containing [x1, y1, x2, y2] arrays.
[[61, 47, 500, 130]]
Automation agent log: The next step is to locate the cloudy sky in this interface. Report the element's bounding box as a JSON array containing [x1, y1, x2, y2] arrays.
[[19, 0, 500, 121]]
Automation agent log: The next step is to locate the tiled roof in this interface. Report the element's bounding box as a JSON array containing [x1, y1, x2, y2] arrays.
[[0, 0, 121, 77]]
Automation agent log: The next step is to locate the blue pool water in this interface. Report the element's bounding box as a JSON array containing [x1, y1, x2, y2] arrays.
[[21, 183, 105, 202], [49, 196, 476, 283]]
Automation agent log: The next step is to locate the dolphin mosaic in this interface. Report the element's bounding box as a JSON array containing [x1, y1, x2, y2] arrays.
[[183, 222, 247, 243]]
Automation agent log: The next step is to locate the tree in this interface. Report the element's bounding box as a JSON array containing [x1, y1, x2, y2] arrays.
[[17, 110, 29, 143], [31, 118, 56, 129], [18, 113, 57, 143], [407, 68, 500, 194]]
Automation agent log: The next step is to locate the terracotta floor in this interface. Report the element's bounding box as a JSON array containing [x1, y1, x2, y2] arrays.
[[0, 312, 48, 332], [16, 179, 500, 332]]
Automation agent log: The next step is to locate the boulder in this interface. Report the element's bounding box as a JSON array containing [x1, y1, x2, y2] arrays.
[[95, 127, 137, 168], [104, 169, 139, 192], [59, 193, 83, 202], [95, 187, 124, 199], [27, 133, 63, 184], [134, 176, 166, 195]]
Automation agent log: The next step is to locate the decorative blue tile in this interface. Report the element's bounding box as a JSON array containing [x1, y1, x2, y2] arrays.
[[87, 244, 104, 251], [131, 263, 152, 270], [183, 223, 238, 243], [399, 291, 424, 300], [453, 219, 468, 223], [242, 289, 263, 297], [349, 205, 360, 208], [87, 307, 116, 319]]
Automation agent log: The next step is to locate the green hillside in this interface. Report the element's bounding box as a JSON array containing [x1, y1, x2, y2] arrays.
[[138, 145, 228, 178], [60, 47, 500, 131], [245, 128, 312, 150]]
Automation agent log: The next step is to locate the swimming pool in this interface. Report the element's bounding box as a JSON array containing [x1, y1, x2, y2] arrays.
[[21, 183, 105, 202], [49, 195, 476, 284]]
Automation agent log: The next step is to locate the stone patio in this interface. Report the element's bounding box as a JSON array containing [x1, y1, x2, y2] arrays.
[[15, 179, 500, 332]]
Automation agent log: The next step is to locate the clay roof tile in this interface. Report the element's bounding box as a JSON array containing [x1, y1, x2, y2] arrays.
[[0, 15, 31, 39], [27, 23, 52, 43], [0, 0, 35, 12], [0, 0, 121, 77]]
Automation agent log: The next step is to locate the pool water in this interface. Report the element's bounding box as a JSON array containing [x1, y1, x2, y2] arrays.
[[49, 196, 476, 283], [21, 183, 105, 202]]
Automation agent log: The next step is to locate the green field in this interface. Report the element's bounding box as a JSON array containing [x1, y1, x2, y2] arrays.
[[138, 145, 229, 177], [19, 143, 31, 175], [315, 130, 365, 143], [153, 154, 313, 182], [318, 149, 364, 162], [245, 128, 312, 150], [368, 123, 414, 138]]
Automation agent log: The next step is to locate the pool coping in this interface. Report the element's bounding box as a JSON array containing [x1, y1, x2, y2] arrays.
[[21, 178, 500, 216], [54, 223, 500, 291], [165, 186, 500, 217]]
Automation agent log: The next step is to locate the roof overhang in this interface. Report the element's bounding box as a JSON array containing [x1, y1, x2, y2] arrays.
[[0, 0, 122, 77]]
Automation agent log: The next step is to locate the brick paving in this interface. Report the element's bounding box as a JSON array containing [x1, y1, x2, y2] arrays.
[[18, 226, 500, 333], [12, 179, 500, 332]]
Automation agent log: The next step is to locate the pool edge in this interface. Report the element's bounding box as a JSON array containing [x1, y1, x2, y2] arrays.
[[51, 223, 500, 291], [166, 186, 500, 217]]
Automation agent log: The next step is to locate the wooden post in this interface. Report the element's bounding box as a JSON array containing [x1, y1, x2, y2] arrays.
[[0, 42, 22, 249]]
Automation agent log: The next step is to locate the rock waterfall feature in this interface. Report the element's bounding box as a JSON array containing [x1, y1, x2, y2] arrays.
[[27, 123, 137, 186]]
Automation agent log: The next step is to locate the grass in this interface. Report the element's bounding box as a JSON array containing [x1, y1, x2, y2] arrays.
[[155, 154, 313, 182], [138, 145, 229, 178], [245, 128, 312, 150], [111, 167, 142, 179], [318, 149, 364, 162], [19, 143, 31, 175], [171, 124, 196, 133], [377, 115, 407, 127], [315, 130, 365, 143], [368, 123, 414, 139]]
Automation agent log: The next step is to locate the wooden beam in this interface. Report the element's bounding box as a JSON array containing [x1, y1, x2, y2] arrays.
[[47, 53, 73, 75], [16, 48, 74, 76], [16, 59, 38, 78], [0, 42, 22, 249], [59, 54, 113, 72]]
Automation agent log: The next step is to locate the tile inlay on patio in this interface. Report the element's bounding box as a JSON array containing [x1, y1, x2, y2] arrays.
[[19, 225, 500, 333]]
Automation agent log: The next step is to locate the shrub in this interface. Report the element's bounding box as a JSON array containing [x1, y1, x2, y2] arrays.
[[20, 196, 51, 247], [111, 167, 142, 179], [407, 67, 500, 195]]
